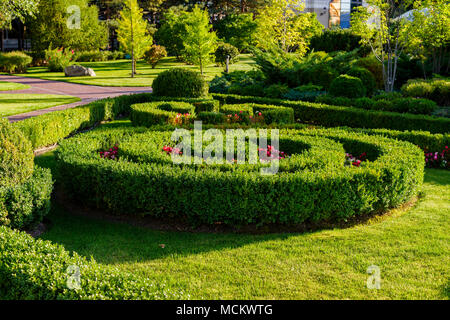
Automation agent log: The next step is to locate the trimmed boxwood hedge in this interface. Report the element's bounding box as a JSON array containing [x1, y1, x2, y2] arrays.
[[0, 225, 186, 300], [131, 101, 196, 127], [55, 126, 424, 226], [212, 94, 450, 134], [0, 167, 53, 230], [13, 93, 218, 149]]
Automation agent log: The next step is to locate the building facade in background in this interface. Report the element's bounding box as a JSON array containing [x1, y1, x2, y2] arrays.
[[304, 0, 367, 28]]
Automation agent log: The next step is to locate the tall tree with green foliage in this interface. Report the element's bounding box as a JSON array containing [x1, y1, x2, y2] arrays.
[[403, 0, 450, 75], [214, 13, 257, 52], [351, 0, 412, 92], [0, 0, 39, 28], [117, 0, 152, 77], [254, 0, 323, 55], [29, 0, 108, 53], [153, 6, 188, 59], [182, 5, 218, 75]]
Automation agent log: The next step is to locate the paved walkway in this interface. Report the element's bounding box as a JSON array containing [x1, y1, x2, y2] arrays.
[[0, 75, 152, 122]]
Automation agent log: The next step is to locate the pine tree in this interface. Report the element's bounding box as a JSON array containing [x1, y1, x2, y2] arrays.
[[117, 0, 152, 77]]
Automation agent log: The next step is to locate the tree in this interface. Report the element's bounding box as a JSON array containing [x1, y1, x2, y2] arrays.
[[214, 13, 257, 52], [351, 0, 412, 92], [0, 0, 39, 28], [117, 0, 152, 77], [182, 5, 218, 75], [153, 6, 188, 59], [404, 0, 450, 75], [29, 0, 108, 53], [254, 0, 323, 55]]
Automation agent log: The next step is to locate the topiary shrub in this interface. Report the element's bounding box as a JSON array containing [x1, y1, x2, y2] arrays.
[[0, 120, 34, 188], [347, 67, 377, 97], [152, 68, 208, 98], [355, 55, 383, 89], [329, 75, 366, 98], [215, 43, 239, 66], [401, 78, 450, 106], [300, 63, 338, 89]]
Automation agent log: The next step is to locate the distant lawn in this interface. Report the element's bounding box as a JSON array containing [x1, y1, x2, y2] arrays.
[[0, 81, 30, 91], [36, 143, 449, 300], [0, 94, 80, 117], [13, 54, 256, 87]]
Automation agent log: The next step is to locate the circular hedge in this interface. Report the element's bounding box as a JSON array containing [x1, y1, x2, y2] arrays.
[[152, 68, 209, 98], [0, 119, 34, 188], [56, 126, 424, 226]]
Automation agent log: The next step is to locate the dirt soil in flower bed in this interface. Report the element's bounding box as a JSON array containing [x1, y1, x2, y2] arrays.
[[52, 188, 419, 235]]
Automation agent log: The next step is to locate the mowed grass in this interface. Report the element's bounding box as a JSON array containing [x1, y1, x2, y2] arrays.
[[0, 80, 30, 91], [13, 54, 256, 87], [0, 94, 81, 117], [36, 146, 449, 300]]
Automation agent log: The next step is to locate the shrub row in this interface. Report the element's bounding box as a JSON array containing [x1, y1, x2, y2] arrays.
[[212, 94, 450, 134], [13, 93, 218, 149], [316, 94, 438, 115], [56, 126, 424, 226], [131, 101, 196, 126], [74, 50, 124, 62], [0, 51, 32, 73], [0, 225, 186, 299], [401, 78, 450, 106]]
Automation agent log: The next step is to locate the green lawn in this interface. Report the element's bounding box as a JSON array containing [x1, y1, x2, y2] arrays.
[[0, 81, 30, 91], [0, 94, 81, 117], [36, 148, 449, 300], [12, 55, 256, 87]]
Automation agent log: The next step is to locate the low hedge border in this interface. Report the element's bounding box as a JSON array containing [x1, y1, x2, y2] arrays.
[[0, 166, 53, 230], [56, 126, 424, 226], [0, 225, 186, 300], [13, 94, 218, 149], [212, 94, 450, 134], [130, 101, 196, 127]]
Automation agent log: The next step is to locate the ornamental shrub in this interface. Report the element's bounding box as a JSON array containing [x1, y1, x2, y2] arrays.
[[347, 67, 377, 97], [0, 119, 34, 188], [401, 78, 450, 106], [45, 47, 74, 72], [152, 68, 208, 98], [209, 76, 232, 94], [263, 83, 290, 99], [0, 51, 32, 74], [197, 112, 226, 124], [144, 45, 168, 69], [0, 225, 186, 299], [329, 75, 366, 98], [215, 43, 239, 66], [355, 55, 383, 89]]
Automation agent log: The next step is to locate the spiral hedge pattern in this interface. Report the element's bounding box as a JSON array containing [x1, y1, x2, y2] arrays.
[[56, 126, 424, 226]]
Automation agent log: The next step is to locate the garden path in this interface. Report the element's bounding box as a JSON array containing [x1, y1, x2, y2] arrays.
[[0, 75, 152, 122]]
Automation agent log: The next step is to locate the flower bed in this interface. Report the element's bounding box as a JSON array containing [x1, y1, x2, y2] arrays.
[[56, 126, 424, 226]]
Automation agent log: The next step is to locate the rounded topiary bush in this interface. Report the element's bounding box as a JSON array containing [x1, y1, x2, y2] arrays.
[[329, 74, 366, 98], [347, 67, 376, 97], [0, 119, 34, 188], [152, 68, 209, 98]]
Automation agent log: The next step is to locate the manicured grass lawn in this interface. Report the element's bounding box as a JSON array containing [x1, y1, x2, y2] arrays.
[[12, 54, 256, 87], [0, 94, 80, 117], [0, 80, 30, 91], [36, 148, 449, 300]]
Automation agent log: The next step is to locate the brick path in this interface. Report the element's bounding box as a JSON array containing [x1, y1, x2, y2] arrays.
[[0, 75, 152, 122]]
